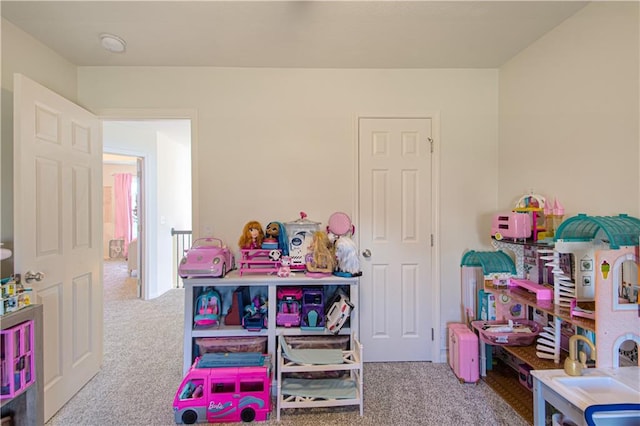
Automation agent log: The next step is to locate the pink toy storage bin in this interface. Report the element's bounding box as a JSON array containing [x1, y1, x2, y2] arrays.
[[471, 320, 541, 346], [1, 319, 36, 399]]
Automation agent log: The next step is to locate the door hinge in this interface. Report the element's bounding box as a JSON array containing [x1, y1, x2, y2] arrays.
[[430, 234, 434, 247], [428, 137, 433, 153], [431, 328, 434, 341]]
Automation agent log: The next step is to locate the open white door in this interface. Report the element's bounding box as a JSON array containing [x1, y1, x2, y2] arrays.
[[13, 74, 103, 421]]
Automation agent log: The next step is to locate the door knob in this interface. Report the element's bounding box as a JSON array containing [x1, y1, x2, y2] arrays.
[[362, 249, 371, 258], [24, 271, 45, 283]]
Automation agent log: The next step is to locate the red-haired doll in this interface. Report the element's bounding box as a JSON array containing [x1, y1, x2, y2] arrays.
[[238, 221, 265, 249]]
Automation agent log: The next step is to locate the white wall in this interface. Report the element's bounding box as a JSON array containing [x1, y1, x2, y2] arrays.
[[1, 19, 78, 102], [78, 67, 500, 345], [499, 2, 639, 218], [1, 18, 78, 276], [157, 131, 192, 289]]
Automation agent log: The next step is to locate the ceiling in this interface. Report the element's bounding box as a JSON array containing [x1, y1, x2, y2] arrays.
[[2, 1, 588, 68]]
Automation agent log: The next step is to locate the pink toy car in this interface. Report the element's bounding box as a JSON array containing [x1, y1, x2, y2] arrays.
[[179, 238, 236, 278], [276, 287, 302, 327]]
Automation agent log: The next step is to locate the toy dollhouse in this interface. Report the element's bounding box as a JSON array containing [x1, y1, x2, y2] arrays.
[[552, 213, 640, 367], [460, 212, 640, 424]]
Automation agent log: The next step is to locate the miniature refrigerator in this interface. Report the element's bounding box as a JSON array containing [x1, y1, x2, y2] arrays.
[[447, 323, 479, 383]]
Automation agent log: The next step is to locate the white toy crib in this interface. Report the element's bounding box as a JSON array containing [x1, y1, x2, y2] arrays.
[[276, 333, 363, 421]]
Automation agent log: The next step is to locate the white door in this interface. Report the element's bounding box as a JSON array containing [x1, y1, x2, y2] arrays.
[[13, 74, 103, 421], [358, 117, 434, 362]]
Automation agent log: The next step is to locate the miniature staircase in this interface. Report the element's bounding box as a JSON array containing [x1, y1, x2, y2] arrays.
[[535, 317, 562, 364], [535, 248, 563, 364], [542, 249, 576, 309]]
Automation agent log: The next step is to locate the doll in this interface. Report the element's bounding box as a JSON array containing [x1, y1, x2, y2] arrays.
[[238, 221, 265, 250], [278, 256, 292, 277], [264, 221, 289, 255], [334, 236, 362, 277], [305, 231, 336, 273]]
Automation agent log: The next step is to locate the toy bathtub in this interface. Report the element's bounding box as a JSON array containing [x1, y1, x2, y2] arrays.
[[471, 320, 541, 346]]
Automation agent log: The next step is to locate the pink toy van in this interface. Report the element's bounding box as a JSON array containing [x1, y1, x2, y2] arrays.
[[173, 353, 272, 424], [491, 212, 531, 241]]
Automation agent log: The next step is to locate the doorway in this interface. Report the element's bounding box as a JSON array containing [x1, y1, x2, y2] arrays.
[[102, 153, 142, 299], [102, 119, 192, 300]]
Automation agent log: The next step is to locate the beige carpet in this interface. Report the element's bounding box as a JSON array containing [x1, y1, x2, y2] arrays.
[[46, 260, 529, 426]]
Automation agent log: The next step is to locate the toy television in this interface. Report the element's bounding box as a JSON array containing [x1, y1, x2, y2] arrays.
[[173, 352, 272, 424], [491, 212, 531, 241]]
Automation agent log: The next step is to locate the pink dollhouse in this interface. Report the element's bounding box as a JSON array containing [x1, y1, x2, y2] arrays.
[[554, 214, 640, 367]]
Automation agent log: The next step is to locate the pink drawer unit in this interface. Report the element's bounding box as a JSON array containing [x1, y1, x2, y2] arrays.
[[448, 323, 479, 384], [1, 319, 36, 399]]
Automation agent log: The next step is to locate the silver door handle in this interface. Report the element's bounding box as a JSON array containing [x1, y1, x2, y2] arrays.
[[24, 270, 45, 283], [362, 249, 371, 258]]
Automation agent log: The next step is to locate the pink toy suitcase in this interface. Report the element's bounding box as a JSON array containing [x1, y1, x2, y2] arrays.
[[448, 323, 479, 383]]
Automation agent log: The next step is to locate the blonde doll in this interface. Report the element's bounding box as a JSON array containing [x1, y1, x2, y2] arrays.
[[238, 221, 265, 249], [305, 231, 336, 273]]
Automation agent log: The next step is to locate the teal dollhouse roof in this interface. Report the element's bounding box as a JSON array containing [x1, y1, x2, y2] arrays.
[[554, 214, 640, 249], [460, 250, 516, 275]]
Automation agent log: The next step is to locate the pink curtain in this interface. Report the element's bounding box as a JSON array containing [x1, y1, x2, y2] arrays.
[[114, 173, 133, 257]]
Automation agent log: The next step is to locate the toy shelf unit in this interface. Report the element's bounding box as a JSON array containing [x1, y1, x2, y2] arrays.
[[0, 305, 43, 426], [276, 332, 363, 421], [238, 249, 282, 276], [1, 320, 35, 400], [182, 271, 360, 375], [463, 213, 640, 424]]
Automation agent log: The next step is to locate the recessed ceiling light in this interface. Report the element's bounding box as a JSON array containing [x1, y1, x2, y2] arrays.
[[100, 33, 126, 53]]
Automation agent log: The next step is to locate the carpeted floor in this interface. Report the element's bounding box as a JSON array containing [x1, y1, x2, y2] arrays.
[[45, 260, 529, 426]]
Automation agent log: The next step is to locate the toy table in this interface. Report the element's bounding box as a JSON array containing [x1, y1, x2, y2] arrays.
[[238, 249, 280, 276]]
